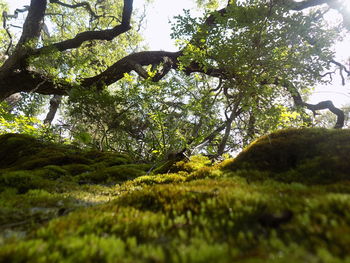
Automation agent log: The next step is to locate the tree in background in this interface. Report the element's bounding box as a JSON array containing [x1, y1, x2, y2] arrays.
[[0, 0, 349, 160]]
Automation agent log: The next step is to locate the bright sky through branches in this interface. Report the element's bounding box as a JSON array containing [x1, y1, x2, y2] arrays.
[[4, 0, 197, 51], [4, 0, 350, 109]]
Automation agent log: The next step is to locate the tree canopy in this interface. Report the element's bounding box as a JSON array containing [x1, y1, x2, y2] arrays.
[[0, 0, 350, 160]]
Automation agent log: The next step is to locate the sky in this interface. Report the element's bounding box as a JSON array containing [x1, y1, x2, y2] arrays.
[[4, 0, 196, 51], [3, 0, 350, 109]]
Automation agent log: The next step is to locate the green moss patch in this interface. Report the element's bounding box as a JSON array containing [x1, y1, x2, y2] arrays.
[[223, 128, 350, 184], [77, 164, 148, 184], [0, 134, 43, 168], [0, 134, 134, 172], [1, 130, 350, 262], [2, 177, 350, 262]]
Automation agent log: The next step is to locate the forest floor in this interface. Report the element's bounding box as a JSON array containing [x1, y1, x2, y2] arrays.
[[1, 128, 350, 262]]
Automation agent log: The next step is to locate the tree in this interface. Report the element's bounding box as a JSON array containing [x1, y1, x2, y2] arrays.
[[0, 0, 349, 158], [312, 103, 350, 128]]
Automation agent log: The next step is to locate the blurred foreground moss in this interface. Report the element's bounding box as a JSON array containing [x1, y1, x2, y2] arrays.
[[1, 129, 350, 262]]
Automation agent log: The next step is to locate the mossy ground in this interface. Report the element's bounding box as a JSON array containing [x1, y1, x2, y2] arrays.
[[1, 129, 350, 262]]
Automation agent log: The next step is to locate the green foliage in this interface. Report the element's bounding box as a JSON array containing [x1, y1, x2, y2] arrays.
[[0, 101, 64, 144], [65, 72, 225, 159], [170, 0, 338, 147], [4, 0, 340, 159], [2, 0, 346, 162], [11, 93, 49, 118], [0, 103, 42, 136], [26, 0, 143, 83], [0, 1, 9, 58], [1, 0, 147, 154]]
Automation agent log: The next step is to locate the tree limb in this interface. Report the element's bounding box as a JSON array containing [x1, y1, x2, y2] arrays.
[[287, 84, 345, 128], [0, 0, 132, 91], [49, 0, 100, 20], [0, 0, 47, 82], [2, 6, 30, 26], [36, 0, 133, 53], [44, 94, 62, 124], [0, 49, 227, 100], [2, 22, 13, 55], [0, 70, 71, 100], [217, 105, 242, 156], [290, 0, 350, 30], [18, 0, 47, 45], [305, 100, 345, 128], [331, 59, 350, 85], [81, 51, 180, 88]]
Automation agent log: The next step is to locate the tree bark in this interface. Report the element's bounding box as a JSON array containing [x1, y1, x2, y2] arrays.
[[3, 93, 22, 112], [217, 111, 237, 156], [44, 94, 62, 125]]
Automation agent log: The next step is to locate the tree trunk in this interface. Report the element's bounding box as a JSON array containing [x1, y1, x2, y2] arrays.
[[44, 95, 62, 125], [4, 93, 22, 112]]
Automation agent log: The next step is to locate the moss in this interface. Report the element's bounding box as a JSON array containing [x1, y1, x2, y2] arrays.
[[85, 150, 132, 166], [2, 130, 350, 262], [35, 165, 70, 180], [0, 134, 133, 173], [0, 134, 43, 168], [130, 166, 222, 187], [223, 128, 350, 184], [61, 164, 93, 176], [153, 155, 212, 175], [77, 164, 146, 184], [132, 171, 189, 186], [175, 155, 212, 173], [0, 171, 55, 194], [125, 163, 153, 172], [0, 183, 118, 239], [3, 176, 350, 262], [84, 150, 131, 163], [19, 154, 93, 170], [152, 160, 178, 174]]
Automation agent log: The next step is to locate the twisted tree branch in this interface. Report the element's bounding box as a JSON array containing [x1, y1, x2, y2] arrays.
[[36, 0, 133, 53], [287, 83, 345, 128]]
